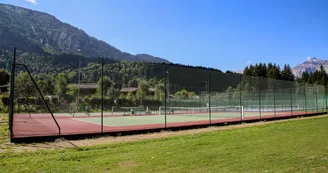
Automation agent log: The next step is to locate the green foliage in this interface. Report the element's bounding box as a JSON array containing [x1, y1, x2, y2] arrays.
[[107, 87, 120, 100], [0, 98, 8, 113], [97, 77, 113, 96], [0, 69, 9, 86], [298, 65, 328, 86], [127, 79, 138, 87], [96, 76, 120, 100], [136, 89, 146, 102], [55, 73, 68, 97], [267, 63, 281, 79], [0, 50, 237, 95], [0, 96, 9, 107], [281, 64, 295, 81], [243, 63, 293, 81], [36, 74, 55, 95], [67, 71, 78, 83], [138, 80, 149, 95], [126, 92, 135, 101], [66, 84, 78, 98], [136, 80, 149, 102], [155, 83, 165, 100], [14, 72, 36, 98], [188, 91, 196, 97], [174, 89, 195, 100]]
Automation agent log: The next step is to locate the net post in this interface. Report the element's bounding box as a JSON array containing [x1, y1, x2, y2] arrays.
[[8, 47, 16, 142], [101, 58, 104, 133], [164, 64, 167, 128]]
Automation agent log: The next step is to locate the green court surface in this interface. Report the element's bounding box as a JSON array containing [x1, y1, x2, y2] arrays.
[[53, 111, 158, 117], [54, 112, 110, 117], [72, 112, 276, 127]]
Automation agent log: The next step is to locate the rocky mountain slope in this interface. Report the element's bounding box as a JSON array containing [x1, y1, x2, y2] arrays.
[[0, 3, 170, 63], [292, 57, 328, 77]]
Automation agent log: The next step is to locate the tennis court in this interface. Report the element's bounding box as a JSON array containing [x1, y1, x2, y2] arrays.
[[72, 111, 299, 126], [12, 106, 316, 139], [8, 54, 327, 141]]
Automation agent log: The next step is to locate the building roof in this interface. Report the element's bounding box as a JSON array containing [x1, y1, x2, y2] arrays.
[[120, 87, 156, 93], [71, 83, 98, 89], [120, 87, 138, 92], [0, 84, 9, 88]]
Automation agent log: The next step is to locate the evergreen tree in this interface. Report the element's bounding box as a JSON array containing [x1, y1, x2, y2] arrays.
[[300, 71, 310, 83], [281, 64, 294, 81]]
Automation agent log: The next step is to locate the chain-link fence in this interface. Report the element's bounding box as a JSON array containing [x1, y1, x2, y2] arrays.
[[7, 49, 327, 141]]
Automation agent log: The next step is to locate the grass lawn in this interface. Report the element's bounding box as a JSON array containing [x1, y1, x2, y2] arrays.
[[0, 114, 8, 145], [0, 113, 8, 121], [0, 116, 328, 172]]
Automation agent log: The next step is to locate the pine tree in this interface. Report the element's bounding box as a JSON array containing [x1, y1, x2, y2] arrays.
[[301, 71, 309, 83], [281, 64, 294, 81]]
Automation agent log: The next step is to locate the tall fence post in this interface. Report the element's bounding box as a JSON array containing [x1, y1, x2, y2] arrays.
[[315, 84, 318, 113], [240, 74, 242, 121], [101, 58, 104, 133], [77, 56, 81, 114], [258, 77, 261, 119], [325, 85, 327, 112], [164, 64, 167, 128], [208, 70, 211, 124], [304, 83, 307, 115], [8, 47, 16, 142], [290, 81, 293, 116], [273, 79, 276, 117]]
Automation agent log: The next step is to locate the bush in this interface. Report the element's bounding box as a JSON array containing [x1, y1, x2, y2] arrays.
[[0, 98, 8, 113], [0, 96, 9, 107]]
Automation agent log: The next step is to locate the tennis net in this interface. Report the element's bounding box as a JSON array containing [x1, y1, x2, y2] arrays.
[[111, 106, 150, 116], [245, 104, 300, 112], [159, 106, 244, 116]]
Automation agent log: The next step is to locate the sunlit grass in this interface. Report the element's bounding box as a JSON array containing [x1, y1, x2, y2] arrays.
[[0, 114, 8, 145], [0, 116, 327, 172]]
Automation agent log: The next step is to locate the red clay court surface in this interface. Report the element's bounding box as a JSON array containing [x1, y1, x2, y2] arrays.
[[12, 111, 320, 139]]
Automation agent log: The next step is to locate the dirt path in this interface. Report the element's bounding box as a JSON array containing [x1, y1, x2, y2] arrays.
[[1, 114, 327, 153]]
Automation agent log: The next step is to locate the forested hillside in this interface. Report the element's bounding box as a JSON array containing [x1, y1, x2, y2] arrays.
[[0, 3, 169, 63], [0, 50, 238, 92]]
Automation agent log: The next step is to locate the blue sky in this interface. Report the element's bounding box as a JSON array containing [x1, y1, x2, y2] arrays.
[[1, 0, 328, 71]]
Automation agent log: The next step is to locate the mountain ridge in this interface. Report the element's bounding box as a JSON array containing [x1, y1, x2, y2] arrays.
[[0, 3, 170, 63], [292, 57, 328, 77]]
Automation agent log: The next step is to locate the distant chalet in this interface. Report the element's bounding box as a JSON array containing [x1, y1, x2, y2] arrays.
[[70, 83, 154, 95]]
